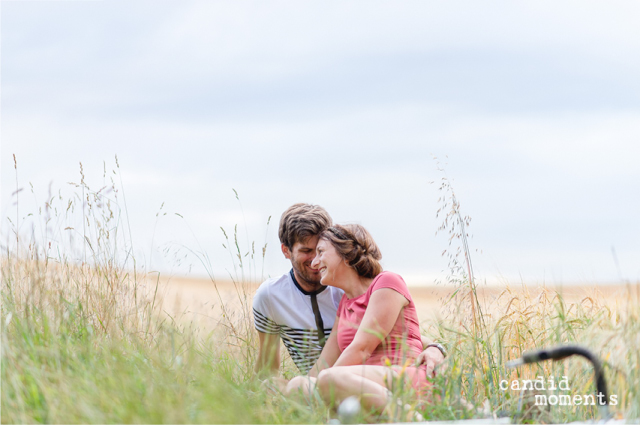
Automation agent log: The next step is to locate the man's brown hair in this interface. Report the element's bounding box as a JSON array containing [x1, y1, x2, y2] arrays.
[[279, 203, 333, 249]]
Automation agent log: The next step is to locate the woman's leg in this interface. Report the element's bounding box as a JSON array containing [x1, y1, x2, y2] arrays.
[[285, 375, 317, 397], [319, 365, 418, 391], [284, 365, 398, 400], [316, 366, 398, 411]]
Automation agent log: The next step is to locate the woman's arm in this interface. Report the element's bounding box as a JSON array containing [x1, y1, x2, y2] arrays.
[[333, 288, 408, 367], [308, 317, 341, 377]]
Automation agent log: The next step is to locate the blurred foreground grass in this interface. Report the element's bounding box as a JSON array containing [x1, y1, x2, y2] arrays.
[[3, 256, 639, 424]]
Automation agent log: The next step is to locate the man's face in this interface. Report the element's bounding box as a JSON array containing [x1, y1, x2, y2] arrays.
[[282, 235, 321, 287]]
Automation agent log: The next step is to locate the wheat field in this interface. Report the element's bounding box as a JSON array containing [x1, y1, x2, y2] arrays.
[[2, 161, 639, 423]]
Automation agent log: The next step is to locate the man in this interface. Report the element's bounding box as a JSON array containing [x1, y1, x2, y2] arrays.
[[253, 203, 446, 377]]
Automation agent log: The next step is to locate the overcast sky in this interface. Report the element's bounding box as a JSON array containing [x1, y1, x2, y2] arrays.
[[2, 1, 639, 286]]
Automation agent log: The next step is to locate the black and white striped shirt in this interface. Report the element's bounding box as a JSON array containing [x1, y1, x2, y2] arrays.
[[253, 271, 343, 373]]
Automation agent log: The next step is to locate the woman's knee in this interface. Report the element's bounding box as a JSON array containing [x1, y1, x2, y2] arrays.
[[285, 375, 313, 395], [317, 368, 341, 394]]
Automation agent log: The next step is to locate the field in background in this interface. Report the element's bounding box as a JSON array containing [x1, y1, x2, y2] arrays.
[[157, 273, 634, 332]]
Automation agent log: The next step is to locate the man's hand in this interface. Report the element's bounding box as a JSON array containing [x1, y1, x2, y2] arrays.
[[260, 376, 289, 396], [415, 346, 445, 378]]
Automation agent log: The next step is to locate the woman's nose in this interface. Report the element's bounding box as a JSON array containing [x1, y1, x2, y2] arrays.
[[311, 256, 319, 268]]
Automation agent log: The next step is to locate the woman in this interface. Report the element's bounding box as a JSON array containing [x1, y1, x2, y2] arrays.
[[285, 224, 431, 412]]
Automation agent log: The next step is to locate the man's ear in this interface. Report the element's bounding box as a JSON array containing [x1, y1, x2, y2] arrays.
[[281, 243, 292, 260]]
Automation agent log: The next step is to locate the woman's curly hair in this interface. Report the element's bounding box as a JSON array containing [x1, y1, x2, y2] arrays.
[[320, 224, 382, 278]]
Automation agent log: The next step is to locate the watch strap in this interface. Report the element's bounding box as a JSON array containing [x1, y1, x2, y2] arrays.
[[426, 343, 447, 358]]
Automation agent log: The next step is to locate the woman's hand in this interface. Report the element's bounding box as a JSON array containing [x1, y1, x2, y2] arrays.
[[415, 346, 445, 377]]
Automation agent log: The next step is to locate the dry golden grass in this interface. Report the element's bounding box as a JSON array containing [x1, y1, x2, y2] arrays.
[[156, 273, 634, 331]]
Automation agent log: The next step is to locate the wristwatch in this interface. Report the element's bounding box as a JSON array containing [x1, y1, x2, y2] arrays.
[[426, 343, 447, 358]]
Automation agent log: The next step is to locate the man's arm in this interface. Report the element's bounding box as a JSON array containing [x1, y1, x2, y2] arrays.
[[255, 331, 281, 377], [420, 335, 433, 349]]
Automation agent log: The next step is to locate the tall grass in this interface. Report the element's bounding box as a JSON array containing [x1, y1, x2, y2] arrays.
[[2, 158, 638, 423], [0, 159, 312, 423], [428, 160, 640, 423]]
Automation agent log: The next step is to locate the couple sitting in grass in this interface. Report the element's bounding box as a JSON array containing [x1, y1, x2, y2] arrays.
[[252, 203, 446, 413]]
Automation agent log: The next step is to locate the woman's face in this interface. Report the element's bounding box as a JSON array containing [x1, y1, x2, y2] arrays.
[[311, 238, 344, 286]]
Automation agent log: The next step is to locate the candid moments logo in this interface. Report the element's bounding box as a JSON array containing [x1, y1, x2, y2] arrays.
[[499, 376, 618, 407]]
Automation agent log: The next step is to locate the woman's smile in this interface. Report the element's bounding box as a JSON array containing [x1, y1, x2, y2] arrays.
[[312, 238, 345, 287]]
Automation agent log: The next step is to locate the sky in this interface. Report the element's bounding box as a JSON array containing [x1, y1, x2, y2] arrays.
[[2, 1, 639, 286]]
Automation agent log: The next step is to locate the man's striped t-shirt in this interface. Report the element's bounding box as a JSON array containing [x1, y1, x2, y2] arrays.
[[252, 271, 343, 373]]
